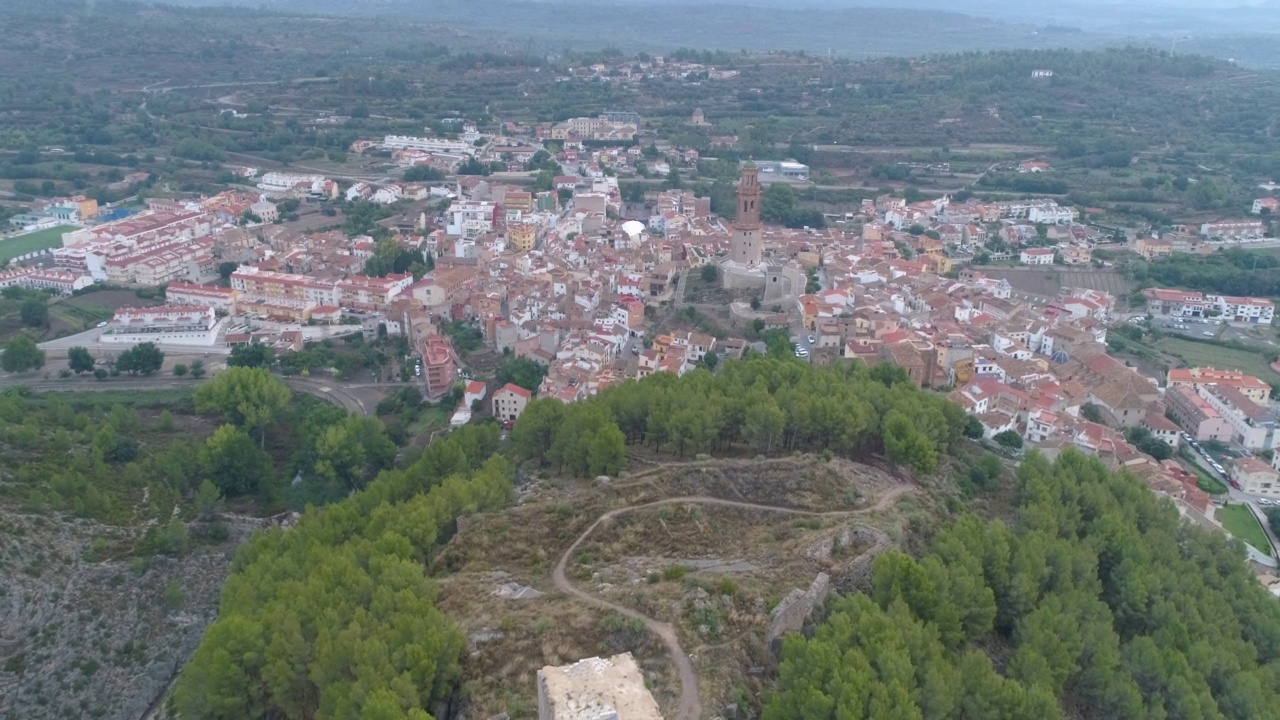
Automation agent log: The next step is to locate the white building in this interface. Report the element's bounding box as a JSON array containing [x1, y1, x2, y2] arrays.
[[382, 135, 475, 156], [447, 201, 497, 238], [257, 172, 327, 194], [1212, 295, 1275, 325], [105, 304, 221, 346], [1200, 220, 1266, 240], [0, 267, 93, 294], [1020, 248, 1055, 265]]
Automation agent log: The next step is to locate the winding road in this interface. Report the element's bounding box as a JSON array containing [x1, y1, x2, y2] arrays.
[[551, 485, 913, 720]]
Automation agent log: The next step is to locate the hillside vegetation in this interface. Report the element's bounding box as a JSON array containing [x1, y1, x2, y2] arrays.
[[0, 374, 410, 720], [766, 450, 1280, 719], [173, 356, 965, 719]]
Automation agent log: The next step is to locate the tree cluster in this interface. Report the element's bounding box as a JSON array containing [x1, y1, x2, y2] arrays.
[[1138, 248, 1280, 298], [175, 424, 511, 720], [115, 342, 164, 375], [760, 183, 826, 229], [767, 449, 1280, 719], [494, 356, 548, 394], [511, 357, 965, 476], [1, 334, 45, 373]]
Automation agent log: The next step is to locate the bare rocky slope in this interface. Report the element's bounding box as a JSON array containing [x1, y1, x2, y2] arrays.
[[0, 509, 258, 720]]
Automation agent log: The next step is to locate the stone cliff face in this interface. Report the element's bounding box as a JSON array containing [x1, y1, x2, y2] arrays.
[[0, 510, 257, 720]]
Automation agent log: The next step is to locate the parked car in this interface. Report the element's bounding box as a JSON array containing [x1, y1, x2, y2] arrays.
[[1203, 331, 1214, 337], [1260, 498, 1273, 506], [806, 335, 815, 344], [96, 321, 108, 328]]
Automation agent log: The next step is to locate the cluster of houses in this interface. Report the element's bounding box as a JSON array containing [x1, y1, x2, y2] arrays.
[[12, 124, 1280, 536]]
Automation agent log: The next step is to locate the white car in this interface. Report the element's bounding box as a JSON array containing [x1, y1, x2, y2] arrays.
[[806, 335, 815, 344], [1203, 331, 1214, 337], [96, 321, 108, 328], [1261, 498, 1273, 506]]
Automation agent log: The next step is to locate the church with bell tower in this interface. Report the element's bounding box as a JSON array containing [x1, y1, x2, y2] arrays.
[[730, 160, 763, 267], [721, 160, 769, 290]]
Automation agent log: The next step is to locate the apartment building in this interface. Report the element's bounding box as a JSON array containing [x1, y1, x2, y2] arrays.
[[102, 237, 217, 286], [1019, 248, 1055, 265], [165, 282, 238, 313], [1198, 386, 1280, 450], [446, 201, 498, 238], [382, 135, 475, 156], [337, 273, 413, 312], [231, 267, 340, 306], [1167, 367, 1271, 404], [1166, 385, 1233, 442]]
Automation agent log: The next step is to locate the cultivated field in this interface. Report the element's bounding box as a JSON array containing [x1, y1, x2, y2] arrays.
[[1154, 337, 1280, 383], [970, 266, 1136, 301]]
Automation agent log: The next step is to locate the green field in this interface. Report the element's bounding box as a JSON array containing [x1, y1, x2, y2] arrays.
[[0, 225, 74, 265], [1217, 504, 1272, 555], [1154, 337, 1280, 383]]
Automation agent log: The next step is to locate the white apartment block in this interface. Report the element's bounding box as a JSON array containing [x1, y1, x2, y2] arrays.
[[382, 135, 475, 156], [257, 172, 327, 194], [447, 201, 497, 238], [105, 304, 222, 346], [1211, 295, 1275, 325]]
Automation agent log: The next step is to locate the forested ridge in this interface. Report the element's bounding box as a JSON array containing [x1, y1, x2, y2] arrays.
[[174, 423, 510, 720], [173, 358, 1280, 719], [174, 356, 964, 719], [766, 450, 1280, 719]]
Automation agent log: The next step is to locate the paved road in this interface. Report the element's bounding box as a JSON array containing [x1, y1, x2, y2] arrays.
[[551, 485, 914, 720]]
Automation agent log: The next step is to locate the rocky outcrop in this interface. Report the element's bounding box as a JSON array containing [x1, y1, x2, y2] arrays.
[[0, 510, 256, 720], [766, 572, 831, 649]]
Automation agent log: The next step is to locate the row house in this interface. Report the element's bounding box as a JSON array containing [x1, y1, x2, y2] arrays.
[[164, 282, 237, 313], [1200, 220, 1265, 239], [111, 304, 217, 332], [1142, 288, 1211, 317], [337, 273, 414, 312], [0, 267, 93, 294], [103, 238, 217, 285], [67, 209, 211, 247]]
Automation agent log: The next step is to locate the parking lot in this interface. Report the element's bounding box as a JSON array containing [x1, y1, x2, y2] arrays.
[[1147, 315, 1223, 340]]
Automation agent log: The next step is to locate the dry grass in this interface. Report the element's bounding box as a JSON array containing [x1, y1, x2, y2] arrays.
[[434, 455, 910, 718]]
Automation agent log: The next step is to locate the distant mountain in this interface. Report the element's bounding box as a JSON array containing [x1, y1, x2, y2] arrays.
[[43, 0, 1280, 64]]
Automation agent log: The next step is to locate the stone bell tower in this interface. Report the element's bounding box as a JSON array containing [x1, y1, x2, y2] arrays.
[[730, 160, 763, 267]]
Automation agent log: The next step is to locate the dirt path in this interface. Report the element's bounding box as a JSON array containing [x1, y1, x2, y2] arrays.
[[550, 485, 913, 719]]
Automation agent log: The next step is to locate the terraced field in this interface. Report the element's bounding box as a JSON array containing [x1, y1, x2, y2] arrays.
[[970, 266, 1136, 301]]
